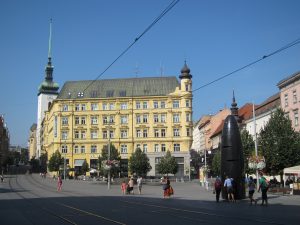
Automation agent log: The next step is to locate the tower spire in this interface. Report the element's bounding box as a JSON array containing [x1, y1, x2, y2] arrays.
[[48, 19, 52, 60], [230, 89, 239, 118]]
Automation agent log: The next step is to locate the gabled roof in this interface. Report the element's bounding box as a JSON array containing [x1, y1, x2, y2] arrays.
[[210, 120, 224, 138], [57, 76, 179, 99], [238, 103, 254, 121]]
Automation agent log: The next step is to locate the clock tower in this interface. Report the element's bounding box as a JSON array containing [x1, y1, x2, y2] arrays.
[[36, 20, 59, 158]]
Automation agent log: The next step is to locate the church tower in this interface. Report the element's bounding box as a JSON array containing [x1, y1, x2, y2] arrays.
[[179, 61, 192, 92], [36, 20, 59, 158]]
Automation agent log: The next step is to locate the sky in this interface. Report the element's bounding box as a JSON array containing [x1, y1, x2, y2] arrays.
[[1, 0, 300, 147]]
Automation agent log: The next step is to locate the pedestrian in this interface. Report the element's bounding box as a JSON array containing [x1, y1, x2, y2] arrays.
[[0, 174, 4, 182], [248, 176, 257, 205], [137, 176, 143, 195], [128, 177, 134, 194], [57, 175, 63, 191], [258, 173, 269, 206], [214, 177, 222, 202], [224, 176, 235, 202], [162, 177, 173, 198], [121, 180, 127, 195]]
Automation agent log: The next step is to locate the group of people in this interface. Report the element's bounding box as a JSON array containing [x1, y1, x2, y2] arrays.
[[213, 173, 269, 206], [121, 176, 143, 195]]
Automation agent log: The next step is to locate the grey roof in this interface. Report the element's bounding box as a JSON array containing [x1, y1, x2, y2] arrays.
[[277, 71, 300, 89], [57, 76, 180, 99]]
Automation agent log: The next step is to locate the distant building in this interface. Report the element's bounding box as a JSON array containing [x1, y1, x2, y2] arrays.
[[28, 123, 37, 160], [42, 62, 193, 177], [0, 115, 10, 168], [277, 71, 300, 131]]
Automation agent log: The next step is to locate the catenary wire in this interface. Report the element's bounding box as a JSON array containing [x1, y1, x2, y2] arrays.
[[83, 0, 180, 93]]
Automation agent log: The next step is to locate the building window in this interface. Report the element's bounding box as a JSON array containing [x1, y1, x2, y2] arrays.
[[161, 129, 166, 137], [136, 114, 141, 124], [154, 144, 159, 152], [294, 110, 299, 126], [103, 130, 108, 139], [91, 145, 97, 153], [75, 116, 80, 125], [62, 104, 68, 111], [81, 117, 86, 125], [106, 90, 114, 97], [103, 116, 108, 124], [161, 144, 166, 152], [81, 131, 86, 139], [185, 100, 190, 107], [81, 104, 86, 111], [161, 114, 166, 123], [136, 101, 141, 109], [186, 113, 191, 122], [121, 130, 128, 138], [61, 145, 68, 154], [109, 103, 115, 110], [62, 117, 68, 125], [186, 128, 191, 136], [154, 101, 158, 109], [81, 146, 85, 153], [75, 104, 80, 111], [143, 144, 148, 153], [293, 90, 297, 104], [174, 143, 180, 152], [121, 102, 127, 110], [62, 131, 68, 140], [154, 114, 159, 123], [75, 131, 79, 139], [109, 115, 115, 123], [91, 103, 98, 111], [54, 116, 57, 138], [161, 101, 166, 109], [173, 100, 180, 108], [121, 145, 127, 154], [143, 114, 148, 123], [143, 101, 148, 109], [109, 130, 114, 139], [284, 94, 288, 107], [103, 103, 108, 110], [154, 129, 159, 137], [136, 129, 142, 138], [173, 113, 180, 123], [185, 84, 189, 91], [74, 145, 79, 154], [173, 128, 180, 137], [91, 130, 98, 139], [143, 129, 148, 138], [121, 115, 128, 124], [119, 90, 126, 97], [91, 116, 98, 125]]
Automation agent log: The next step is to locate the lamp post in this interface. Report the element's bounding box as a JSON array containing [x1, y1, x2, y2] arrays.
[[107, 125, 111, 190], [252, 103, 259, 189], [64, 154, 66, 181]]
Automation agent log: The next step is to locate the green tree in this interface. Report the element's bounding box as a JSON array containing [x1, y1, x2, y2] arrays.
[[211, 150, 221, 176], [157, 151, 178, 176], [98, 144, 121, 177], [29, 156, 40, 173], [241, 129, 255, 175], [258, 108, 300, 179], [40, 153, 48, 173], [81, 159, 89, 175], [48, 150, 63, 173], [190, 149, 202, 178], [128, 148, 152, 176]]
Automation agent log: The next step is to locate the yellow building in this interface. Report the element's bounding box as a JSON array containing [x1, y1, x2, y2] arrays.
[[28, 123, 37, 160], [43, 63, 193, 177]]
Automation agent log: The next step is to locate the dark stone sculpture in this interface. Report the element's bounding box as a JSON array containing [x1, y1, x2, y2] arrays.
[[221, 115, 245, 200]]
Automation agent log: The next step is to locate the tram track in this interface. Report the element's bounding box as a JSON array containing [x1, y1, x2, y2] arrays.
[[8, 174, 127, 225]]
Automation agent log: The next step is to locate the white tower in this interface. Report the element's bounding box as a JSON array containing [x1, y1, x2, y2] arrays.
[[36, 20, 59, 158]]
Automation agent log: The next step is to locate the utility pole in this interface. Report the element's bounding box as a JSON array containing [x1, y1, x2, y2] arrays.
[[107, 127, 111, 190], [253, 103, 259, 189]]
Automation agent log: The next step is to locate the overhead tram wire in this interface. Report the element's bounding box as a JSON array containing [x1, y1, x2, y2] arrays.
[[190, 37, 300, 94], [83, 0, 180, 93]]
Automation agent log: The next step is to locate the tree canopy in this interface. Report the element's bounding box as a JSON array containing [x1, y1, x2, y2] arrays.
[[98, 144, 121, 177], [156, 151, 178, 176], [128, 148, 152, 176], [241, 129, 255, 174], [81, 159, 89, 175], [48, 150, 63, 173], [211, 150, 221, 176], [258, 108, 300, 175]]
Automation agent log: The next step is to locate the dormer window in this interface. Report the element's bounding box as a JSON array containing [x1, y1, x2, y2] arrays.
[[77, 92, 84, 97]]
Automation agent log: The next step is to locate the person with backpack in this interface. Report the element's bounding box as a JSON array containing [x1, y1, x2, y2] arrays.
[[214, 177, 222, 202], [258, 173, 269, 206]]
